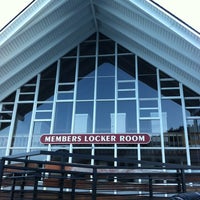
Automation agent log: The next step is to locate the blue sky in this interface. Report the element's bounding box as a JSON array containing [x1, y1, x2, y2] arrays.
[[0, 0, 199, 32]]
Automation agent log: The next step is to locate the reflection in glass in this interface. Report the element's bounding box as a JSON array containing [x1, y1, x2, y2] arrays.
[[118, 55, 135, 80], [32, 121, 51, 147], [162, 99, 184, 147], [74, 102, 93, 133], [35, 112, 52, 119], [96, 101, 114, 133], [140, 119, 160, 135], [54, 102, 73, 133], [190, 149, 200, 165], [117, 100, 136, 133], [187, 119, 200, 147], [138, 58, 157, 98], [165, 149, 187, 165], [0, 149, 6, 158], [97, 76, 115, 99], [37, 103, 53, 110], [60, 58, 76, 83], [12, 104, 33, 147], [38, 63, 56, 101], [141, 149, 162, 162], [77, 78, 94, 100]]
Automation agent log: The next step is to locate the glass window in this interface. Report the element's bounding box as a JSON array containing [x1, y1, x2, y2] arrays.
[[0, 149, 6, 158], [140, 119, 160, 135], [141, 149, 162, 162], [138, 58, 157, 98], [190, 149, 200, 166], [79, 57, 95, 78], [37, 103, 53, 110], [74, 102, 93, 133], [35, 112, 52, 119], [63, 47, 77, 57], [117, 100, 137, 133], [95, 101, 114, 133], [162, 99, 185, 147], [95, 148, 114, 165], [97, 76, 115, 99], [57, 84, 74, 100], [97, 61, 115, 99], [99, 39, 115, 55], [117, 44, 130, 54], [59, 58, 76, 83], [77, 78, 94, 100], [140, 99, 158, 118], [0, 105, 16, 148], [32, 121, 51, 147], [185, 99, 200, 117], [117, 149, 137, 162], [98, 62, 115, 77], [118, 55, 135, 80], [38, 63, 56, 101], [80, 41, 96, 56], [187, 119, 200, 147], [165, 149, 187, 165], [12, 103, 33, 147], [2, 92, 16, 102], [20, 85, 36, 93], [54, 102, 73, 133]]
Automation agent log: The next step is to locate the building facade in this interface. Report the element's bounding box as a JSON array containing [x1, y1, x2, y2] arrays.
[[0, 0, 200, 168], [0, 32, 199, 166]]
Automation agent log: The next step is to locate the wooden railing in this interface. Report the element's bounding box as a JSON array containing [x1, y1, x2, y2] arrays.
[[0, 150, 199, 200]]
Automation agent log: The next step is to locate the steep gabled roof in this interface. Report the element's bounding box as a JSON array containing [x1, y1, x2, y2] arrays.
[[0, 0, 200, 101]]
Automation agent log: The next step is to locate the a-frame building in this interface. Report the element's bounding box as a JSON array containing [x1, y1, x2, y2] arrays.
[[0, 0, 200, 166]]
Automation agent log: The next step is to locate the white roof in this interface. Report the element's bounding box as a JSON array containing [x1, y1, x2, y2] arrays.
[[0, 0, 200, 101]]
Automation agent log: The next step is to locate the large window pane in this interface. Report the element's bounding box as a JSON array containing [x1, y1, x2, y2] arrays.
[[96, 101, 114, 133], [187, 119, 200, 147], [97, 76, 114, 99], [117, 55, 135, 80], [140, 118, 162, 147], [190, 149, 200, 165], [38, 63, 56, 101], [162, 99, 184, 147], [54, 102, 73, 133], [60, 58, 76, 83], [32, 121, 51, 147], [141, 149, 162, 162], [138, 58, 157, 98], [12, 103, 33, 147], [117, 100, 136, 133], [165, 149, 187, 165], [77, 78, 94, 100], [74, 102, 93, 133]]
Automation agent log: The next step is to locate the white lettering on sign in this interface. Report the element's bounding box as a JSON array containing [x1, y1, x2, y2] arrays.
[[84, 135, 116, 143], [119, 135, 145, 142], [40, 133, 150, 144]]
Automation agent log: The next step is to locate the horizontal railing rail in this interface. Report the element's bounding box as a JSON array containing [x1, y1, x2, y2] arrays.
[[0, 150, 199, 200]]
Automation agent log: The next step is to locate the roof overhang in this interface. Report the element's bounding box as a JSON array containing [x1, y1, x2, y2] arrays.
[[0, 0, 200, 101]]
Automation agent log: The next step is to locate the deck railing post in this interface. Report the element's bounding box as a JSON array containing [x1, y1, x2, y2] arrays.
[[92, 167, 97, 200], [0, 158, 5, 189], [149, 175, 153, 198], [33, 172, 40, 199], [176, 169, 182, 193], [71, 174, 76, 200], [180, 168, 186, 193]]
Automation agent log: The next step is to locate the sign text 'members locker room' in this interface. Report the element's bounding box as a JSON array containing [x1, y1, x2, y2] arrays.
[[40, 133, 151, 144]]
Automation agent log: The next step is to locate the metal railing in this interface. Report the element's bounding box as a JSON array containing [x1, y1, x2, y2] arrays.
[[0, 150, 199, 200]]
